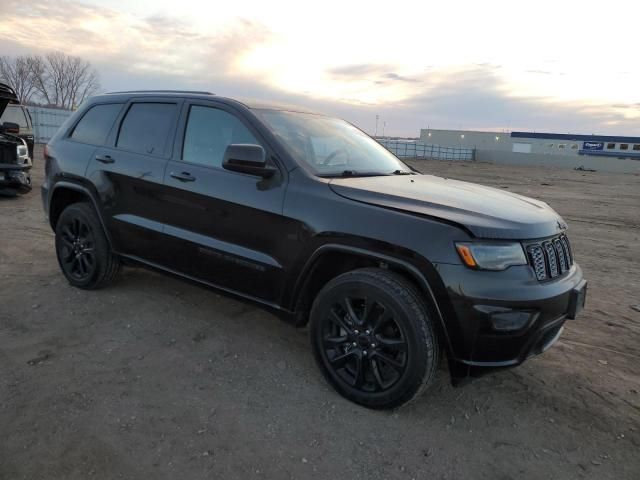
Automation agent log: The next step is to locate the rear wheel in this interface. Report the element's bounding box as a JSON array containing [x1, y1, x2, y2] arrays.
[[55, 202, 120, 289], [310, 268, 439, 409]]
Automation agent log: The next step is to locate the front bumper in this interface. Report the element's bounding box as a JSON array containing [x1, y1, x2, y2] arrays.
[[0, 164, 32, 194], [434, 262, 585, 377]]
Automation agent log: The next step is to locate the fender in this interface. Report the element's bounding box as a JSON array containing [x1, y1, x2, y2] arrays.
[[49, 180, 115, 248], [291, 243, 455, 357]]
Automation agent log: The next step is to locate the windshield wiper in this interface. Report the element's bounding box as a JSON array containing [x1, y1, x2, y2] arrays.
[[318, 170, 389, 178], [391, 169, 415, 175]]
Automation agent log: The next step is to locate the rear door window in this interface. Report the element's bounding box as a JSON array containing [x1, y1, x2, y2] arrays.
[[117, 103, 177, 156], [70, 103, 123, 145]]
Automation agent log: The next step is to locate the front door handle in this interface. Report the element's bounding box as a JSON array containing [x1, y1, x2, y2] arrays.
[[95, 154, 115, 164], [170, 171, 196, 182]]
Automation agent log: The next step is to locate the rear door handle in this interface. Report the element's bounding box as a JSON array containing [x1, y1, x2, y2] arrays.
[[95, 154, 115, 164], [170, 171, 196, 182]]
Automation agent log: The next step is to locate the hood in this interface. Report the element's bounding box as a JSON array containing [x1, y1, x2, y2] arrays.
[[329, 174, 567, 239], [0, 82, 19, 117]]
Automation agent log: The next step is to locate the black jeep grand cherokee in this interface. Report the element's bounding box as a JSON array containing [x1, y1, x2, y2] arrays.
[[42, 91, 586, 408]]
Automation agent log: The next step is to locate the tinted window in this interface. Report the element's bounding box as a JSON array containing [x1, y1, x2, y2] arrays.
[[620, 143, 629, 150], [117, 103, 177, 156], [182, 106, 260, 168], [71, 103, 123, 145], [0, 105, 28, 127]]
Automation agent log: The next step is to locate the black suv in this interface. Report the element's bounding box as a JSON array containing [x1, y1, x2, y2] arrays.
[[42, 91, 587, 408], [0, 83, 32, 195]]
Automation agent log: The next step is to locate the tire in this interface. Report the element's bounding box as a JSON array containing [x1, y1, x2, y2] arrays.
[[310, 267, 440, 409], [55, 202, 120, 289]]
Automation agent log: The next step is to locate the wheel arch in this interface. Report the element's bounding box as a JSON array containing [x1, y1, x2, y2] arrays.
[[291, 244, 454, 357], [49, 182, 113, 248]]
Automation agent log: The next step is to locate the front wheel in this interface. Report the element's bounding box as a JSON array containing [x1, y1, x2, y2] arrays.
[[309, 268, 440, 409]]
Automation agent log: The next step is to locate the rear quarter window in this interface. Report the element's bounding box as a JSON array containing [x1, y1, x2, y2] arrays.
[[70, 103, 123, 145], [116, 103, 177, 156]]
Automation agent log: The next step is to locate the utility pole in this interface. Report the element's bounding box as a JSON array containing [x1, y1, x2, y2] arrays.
[[382, 121, 386, 138], [375, 115, 379, 137]]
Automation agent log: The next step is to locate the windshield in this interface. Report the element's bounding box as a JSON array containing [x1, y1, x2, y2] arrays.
[[255, 109, 411, 176], [0, 105, 29, 128]]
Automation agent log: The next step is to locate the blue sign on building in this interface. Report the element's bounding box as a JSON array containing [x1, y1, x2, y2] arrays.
[[583, 141, 604, 150]]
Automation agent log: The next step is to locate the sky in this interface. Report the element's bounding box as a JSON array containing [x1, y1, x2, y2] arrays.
[[1, 0, 638, 137]]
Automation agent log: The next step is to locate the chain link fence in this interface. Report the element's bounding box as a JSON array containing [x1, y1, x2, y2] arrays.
[[26, 106, 74, 143], [378, 139, 474, 161]]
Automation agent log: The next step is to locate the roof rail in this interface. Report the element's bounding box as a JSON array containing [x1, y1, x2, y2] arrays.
[[106, 90, 215, 95]]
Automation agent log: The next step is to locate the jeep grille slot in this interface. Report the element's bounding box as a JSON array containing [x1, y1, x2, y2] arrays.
[[526, 234, 573, 281]]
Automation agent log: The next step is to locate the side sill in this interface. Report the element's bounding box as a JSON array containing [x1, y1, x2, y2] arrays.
[[119, 253, 288, 313]]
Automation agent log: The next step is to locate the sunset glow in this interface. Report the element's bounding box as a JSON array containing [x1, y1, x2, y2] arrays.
[[1, 0, 638, 135]]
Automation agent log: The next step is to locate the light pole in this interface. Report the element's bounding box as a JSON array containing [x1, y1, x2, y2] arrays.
[[375, 115, 379, 137], [382, 121, 386, 138]]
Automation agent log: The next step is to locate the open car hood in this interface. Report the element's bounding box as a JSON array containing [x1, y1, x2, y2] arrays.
[[0, 82, 19, 117], [329, 174, 568, 240]]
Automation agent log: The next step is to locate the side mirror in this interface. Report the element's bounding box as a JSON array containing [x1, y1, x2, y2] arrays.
[[222, 144, 276, 178], [1, 122, 20, 135]]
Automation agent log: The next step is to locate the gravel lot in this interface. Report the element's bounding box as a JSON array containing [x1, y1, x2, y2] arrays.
[[1, 145, 639, 479]]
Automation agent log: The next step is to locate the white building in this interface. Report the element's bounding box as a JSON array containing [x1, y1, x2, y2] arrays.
[[419, 129, 640, 173]]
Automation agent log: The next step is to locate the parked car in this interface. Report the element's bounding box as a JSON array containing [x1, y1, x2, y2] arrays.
[[0, 102, 34, 159], [0, 83, 32, 196], [42, 91, 587, 408]]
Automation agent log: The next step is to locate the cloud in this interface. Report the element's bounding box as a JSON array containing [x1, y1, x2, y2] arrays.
[[327, 64, 421, 86], [382, 73, 420, 83], [0, 0, 273, 79], [371, 65, 640, 135], [526, 70, 553, 75], [1, 1, 639, 137], [328, 64, 395, 78]]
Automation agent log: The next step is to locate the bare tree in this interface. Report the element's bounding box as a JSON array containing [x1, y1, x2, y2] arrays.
[[31, 52, 101, 109], [0, 52, 100, 109], [0, 55, 39, 103], [66, 55, 100, 109], [28, 55, 49, 104]]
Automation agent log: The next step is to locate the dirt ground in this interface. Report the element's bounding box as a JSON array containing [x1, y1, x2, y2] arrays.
[[1, 145, 639, 480]]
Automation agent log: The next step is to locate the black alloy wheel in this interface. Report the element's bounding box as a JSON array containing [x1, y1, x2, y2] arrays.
[[321, 294, 408, 392], [310, 268, 439, 409], [58, 216, 96, 281], [55, 202, 121, 289]]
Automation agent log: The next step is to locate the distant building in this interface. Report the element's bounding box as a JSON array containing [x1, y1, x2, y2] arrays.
[[418, 129, 640, 173]]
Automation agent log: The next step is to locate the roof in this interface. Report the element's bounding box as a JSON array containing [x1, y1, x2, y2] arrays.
[[234, 98, 320, 114], [103, 90, 321, 114], [511, 131, 640, 144], [107, 89, 214, 95]]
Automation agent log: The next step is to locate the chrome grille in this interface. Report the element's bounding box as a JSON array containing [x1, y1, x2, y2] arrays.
[[560, 235, 572, 264], [526, 234, 573, 281], [554, 238, 567, 273], [543, 242, 559, 277], [527, 244, 547, 281]]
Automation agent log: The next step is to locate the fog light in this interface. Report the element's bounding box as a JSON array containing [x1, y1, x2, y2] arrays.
[[474, 305, 537, 332], [490, 311, 534, 331]]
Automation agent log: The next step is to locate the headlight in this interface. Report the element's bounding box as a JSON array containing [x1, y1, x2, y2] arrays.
[[455, 242, 527, 271], [17, 144, 28, 157]]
